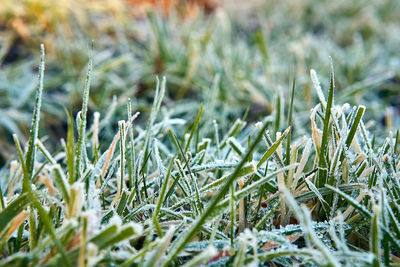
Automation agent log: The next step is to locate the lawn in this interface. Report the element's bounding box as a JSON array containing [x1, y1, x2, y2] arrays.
[[0, 0, 399, 266]]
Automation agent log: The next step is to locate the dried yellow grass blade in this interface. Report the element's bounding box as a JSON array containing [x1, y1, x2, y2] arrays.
[[6, 210, 29, 238], [38, 169, 56, 197], [96, 131, 120, 189], [293, 138, 312, 194], [93, 112, 100, 151], [310, 105, 322, 156]]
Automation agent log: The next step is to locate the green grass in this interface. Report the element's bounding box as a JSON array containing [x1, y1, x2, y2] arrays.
[[0, 40, 399, 266], [1, 1, 400, 266], [1, 0, 399, 166]]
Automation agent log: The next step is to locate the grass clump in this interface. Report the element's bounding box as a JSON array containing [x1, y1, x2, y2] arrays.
[[1, 1, 399, 167], [0, 43, 399, 266]]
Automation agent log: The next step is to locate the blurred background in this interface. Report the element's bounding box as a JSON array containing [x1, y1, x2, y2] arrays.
[[0, 0, 399, 166]]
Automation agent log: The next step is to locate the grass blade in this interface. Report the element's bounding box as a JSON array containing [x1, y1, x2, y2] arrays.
[[317, 59, 335, 188], [24, 44, 45, 192], [73, 42, 93, 182], [257, 127, 290, 169]]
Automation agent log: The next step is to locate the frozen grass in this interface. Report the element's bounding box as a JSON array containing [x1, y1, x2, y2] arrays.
[[0, 44, 399, 266], [1, 1, 400, 265], [1, 0, 400, 166]]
